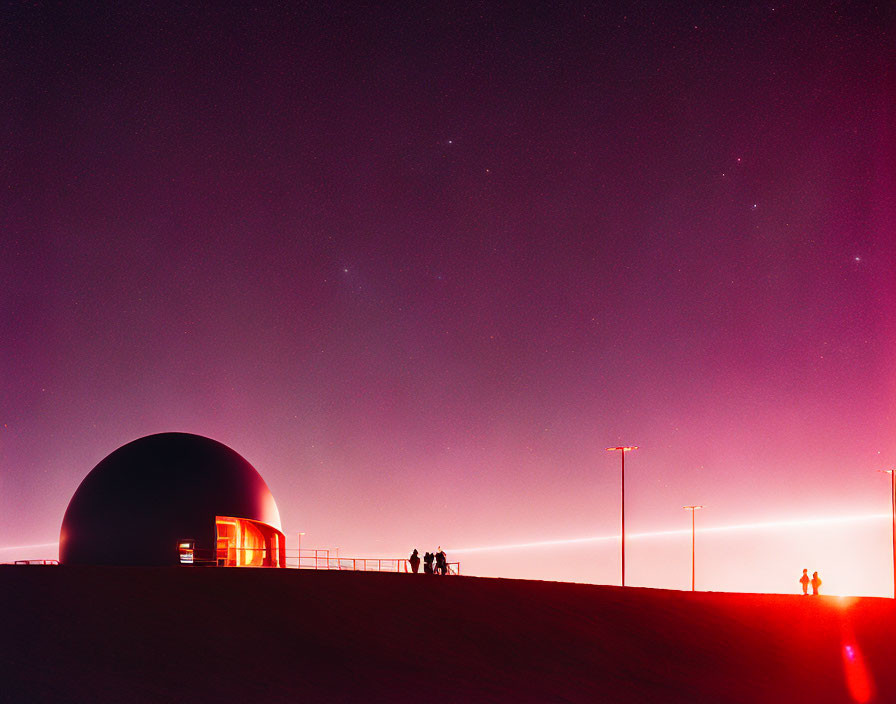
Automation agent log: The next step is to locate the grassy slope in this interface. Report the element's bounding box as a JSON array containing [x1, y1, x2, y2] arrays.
[[2, 565, 894, 703]]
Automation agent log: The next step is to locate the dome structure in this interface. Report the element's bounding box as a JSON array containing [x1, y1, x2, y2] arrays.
[[60, 433, 285, 567]]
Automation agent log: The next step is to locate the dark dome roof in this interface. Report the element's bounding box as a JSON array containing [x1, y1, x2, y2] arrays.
[[60, 433, 282, 566]]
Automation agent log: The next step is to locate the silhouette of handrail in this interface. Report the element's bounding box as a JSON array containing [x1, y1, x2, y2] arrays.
[[6, 549, 463, 575], [173, 545, 462, 574], [11, 559, 59, 565], [283, 549, 460, 575]]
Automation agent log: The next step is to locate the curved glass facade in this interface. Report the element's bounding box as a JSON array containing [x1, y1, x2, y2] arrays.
[[215, 516, 285, 567]]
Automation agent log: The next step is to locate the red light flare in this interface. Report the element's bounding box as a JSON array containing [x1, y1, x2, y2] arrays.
[[840, 619, 875, 704], [839, 597, 877, 704]]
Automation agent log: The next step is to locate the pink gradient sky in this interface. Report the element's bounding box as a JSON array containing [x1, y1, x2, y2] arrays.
[[2, 3, 894, 595]]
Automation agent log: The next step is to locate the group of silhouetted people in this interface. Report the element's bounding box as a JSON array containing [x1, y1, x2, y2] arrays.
[[799, 568, 822, 595], [408, 547, 449, 575]]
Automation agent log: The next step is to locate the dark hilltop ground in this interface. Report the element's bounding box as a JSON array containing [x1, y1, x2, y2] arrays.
[[2, 565, 894, 703]]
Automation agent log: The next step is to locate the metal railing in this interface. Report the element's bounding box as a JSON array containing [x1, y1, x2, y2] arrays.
[[12, 559, 59, 565], [175, 545, 461, 574], [284, 549, 460, 575], [4, 549, 462, 575]]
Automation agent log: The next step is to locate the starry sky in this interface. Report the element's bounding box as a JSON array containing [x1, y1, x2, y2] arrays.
[[2, 2, 894, 595]]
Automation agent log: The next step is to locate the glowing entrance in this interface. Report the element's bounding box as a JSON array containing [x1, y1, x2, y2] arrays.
[[215, 516, 285, 567]]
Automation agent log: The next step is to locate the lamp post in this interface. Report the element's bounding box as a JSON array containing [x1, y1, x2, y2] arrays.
[[606, 446, 638, 587], [878, 470, 895, 598], [297, 532, 305, 569], [683, 505, 704, 591]]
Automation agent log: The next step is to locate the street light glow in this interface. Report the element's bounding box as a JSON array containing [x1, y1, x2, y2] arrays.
[[606, 445, 638, 587], [683, 505, 705, 591], [876, 469, 895, 598]]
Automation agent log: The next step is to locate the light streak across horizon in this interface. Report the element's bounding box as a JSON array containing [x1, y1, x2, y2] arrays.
[[447, 512, 892, 553], [2, 512, 892, 556], [0, 541, 58, 553]]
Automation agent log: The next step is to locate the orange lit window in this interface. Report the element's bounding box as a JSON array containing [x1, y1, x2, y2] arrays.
[[240, 520, 266, 566], [215, 516, 284, 567], [216, 518, 238, 566]]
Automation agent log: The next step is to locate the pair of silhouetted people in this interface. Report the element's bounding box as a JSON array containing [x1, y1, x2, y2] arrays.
[[800, 568, 822, 595], [416, 548, 448, 575]]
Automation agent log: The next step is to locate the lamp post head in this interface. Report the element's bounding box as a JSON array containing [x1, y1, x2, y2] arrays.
[[878, 469, 895, 475], [606, 446, 639, 452], [683, 505, 705, 511]]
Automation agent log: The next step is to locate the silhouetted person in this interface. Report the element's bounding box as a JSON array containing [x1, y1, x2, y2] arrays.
[[800, 568, 810, 595], [435, 547, 447, 575], [811, 571, 822, 595], [409, 548, 420, 574], [423, 551, 434, 574]]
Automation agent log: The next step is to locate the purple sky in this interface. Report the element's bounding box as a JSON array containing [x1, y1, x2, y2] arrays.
[[2, 2, 895, 594]]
